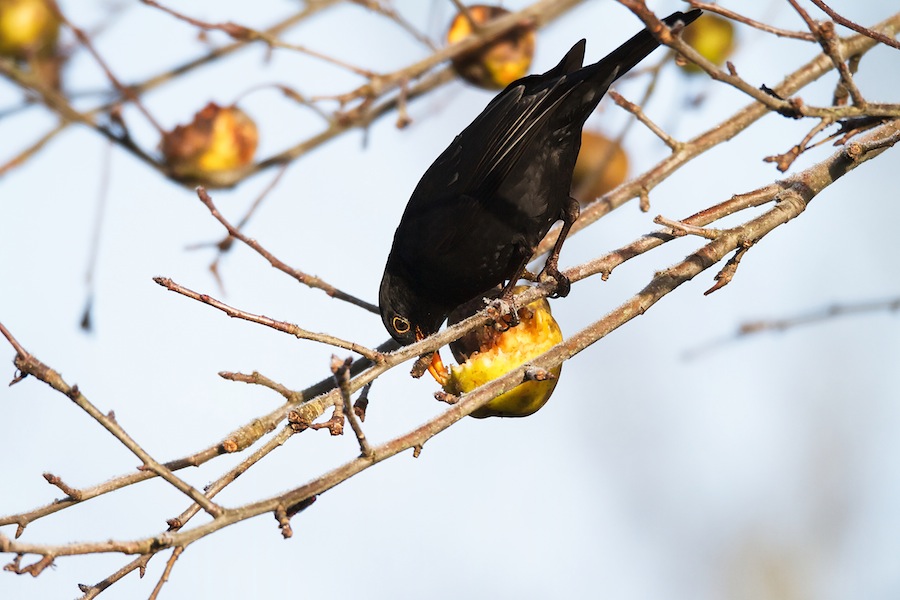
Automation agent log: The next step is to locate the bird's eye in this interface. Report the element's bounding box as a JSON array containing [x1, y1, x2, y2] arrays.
[[392, 316, 411, 334]]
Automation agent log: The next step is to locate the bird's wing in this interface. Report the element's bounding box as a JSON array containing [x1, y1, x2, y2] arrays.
[[445, 46, 619, 196], [436, 11, 701, 197], [418, 77, 572, 202], [409, 10, 701, 204], [407, 41, 589, 206], [391, 191, 522, 290], [464, 81, 569, 192]]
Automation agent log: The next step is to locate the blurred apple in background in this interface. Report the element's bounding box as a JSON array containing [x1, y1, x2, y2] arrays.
[[571, 130, 629, 203], [160, 102, 259, 186], [446, 4, 536, 90], [0, 0, 60, 59], [680, 13, 735, 74]]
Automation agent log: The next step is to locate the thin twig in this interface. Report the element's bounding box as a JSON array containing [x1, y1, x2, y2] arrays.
[[77, 554, 153, 598], [608, 90, 680, 149], [201, 164, 290, 291], [704, 241, 753, 295], [787, 0, 866, 106], [0, 121, 68, 176], [194, 187, 380, 314], [80, 140, 114, 331], [764, 117, 835, 172], [169, 425, 297, 531], [141, 0, 377, 77], [349, 0, 437, 50], [333, 355, 372, 456], [0, 56, 162, 170], [50, 1, 166, 134], [448, 0, 482, 34], [147, 546, 184, 600], [570, 119, 900, 286], [687, 1, 816, 41], [654, 215, 722, 239], [739, 297, 900, 335], [0, 343, 396, 534], [0, 323, 224, 518], [809, 0, 900, 50], [685, 296, 900, 360], [218, 370, 302, 403], [620, 1, 897, 119], [152, 276, 381, 360]]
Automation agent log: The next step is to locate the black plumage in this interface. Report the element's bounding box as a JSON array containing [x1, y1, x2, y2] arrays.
[[380, 10, 701, 346]]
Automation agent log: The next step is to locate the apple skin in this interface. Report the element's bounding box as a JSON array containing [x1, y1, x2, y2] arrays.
[[444, 288, 563, 419], [161, 103, 259, 184], [0, 0, 61, 59], [446, 5, 536, 90], [572, 131, 629, 203], [680, 13, 735, 74]]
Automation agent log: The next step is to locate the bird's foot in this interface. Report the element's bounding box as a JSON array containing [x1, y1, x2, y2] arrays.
[[539, 265, 571, 298], [485, 295, 519, 330]]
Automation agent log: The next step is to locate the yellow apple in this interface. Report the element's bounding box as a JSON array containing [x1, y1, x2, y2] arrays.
[[572, 130, 629, 202], [444, 288, 563, 418], [161, 103, 259, 184], [446, 4, 536, 90], [0, 0, 60, 59], [680, 13, 735, 74]]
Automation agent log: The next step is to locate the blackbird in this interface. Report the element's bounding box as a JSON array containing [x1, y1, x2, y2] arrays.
[[380, 10, 701, 366]]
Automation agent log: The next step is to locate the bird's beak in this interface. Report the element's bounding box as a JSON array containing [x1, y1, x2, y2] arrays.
[[416, 327, 449, 386], [427, 351, 449, 386]]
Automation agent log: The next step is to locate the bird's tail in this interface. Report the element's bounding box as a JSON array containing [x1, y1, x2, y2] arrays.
[[580, 9, 702, 86]]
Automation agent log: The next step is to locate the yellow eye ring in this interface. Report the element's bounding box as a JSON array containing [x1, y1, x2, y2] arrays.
[[392, 316, 411, 334]]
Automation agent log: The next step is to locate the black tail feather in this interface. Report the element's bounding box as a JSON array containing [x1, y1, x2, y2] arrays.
[[579, 9, 702, 87], [543, 38, 587, 78]]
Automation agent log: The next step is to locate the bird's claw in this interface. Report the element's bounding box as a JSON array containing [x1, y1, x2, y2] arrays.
[[540, 267, 571, 298], [551, 275, 570, 298], [486, 296, 519, 330]]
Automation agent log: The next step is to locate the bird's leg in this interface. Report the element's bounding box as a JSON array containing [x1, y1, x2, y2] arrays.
[[497, 280, 519, 307], [499, 241, 534, 300], [494, 243, 533, 329], [540, 196, 579, 298]]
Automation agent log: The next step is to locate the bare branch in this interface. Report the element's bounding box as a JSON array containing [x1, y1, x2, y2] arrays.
[[194, 187, 379, 314], [141, 0, 377, 77], [49, 1, 166, 133], [687, 1, 816, 41], [809, 0, 900, 50], [608, 90, 681, 150], [739, 297, 900, 335], [4, 119, 896, 574], [151, 276, 382, 360], [536, 11, 900, 258], [787, 0, 866, 106], [0, 322, 223, 517]]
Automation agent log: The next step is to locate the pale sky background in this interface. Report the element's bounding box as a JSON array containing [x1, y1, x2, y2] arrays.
[[2, 1, 899, 599]]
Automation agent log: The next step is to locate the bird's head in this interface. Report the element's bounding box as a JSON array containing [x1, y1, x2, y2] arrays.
[[379, 267, 451, 385], [378, 267, 446, 346]]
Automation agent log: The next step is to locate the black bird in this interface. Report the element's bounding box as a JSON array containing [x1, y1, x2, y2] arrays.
[[380, 10, 701, 365]]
